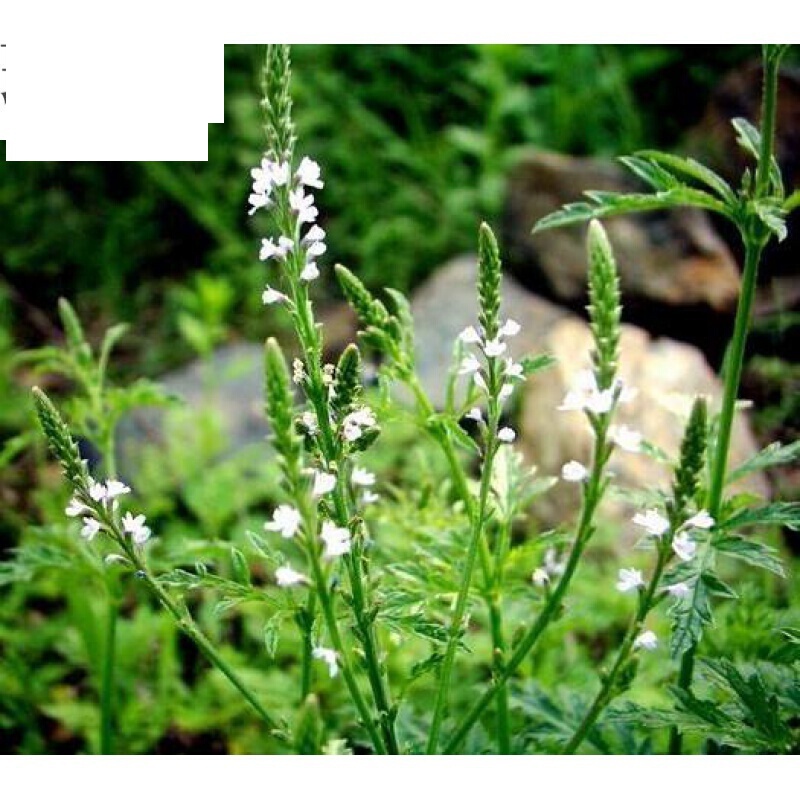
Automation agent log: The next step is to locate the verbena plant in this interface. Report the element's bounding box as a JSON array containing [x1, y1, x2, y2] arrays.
[[29, 44, 799, 754]]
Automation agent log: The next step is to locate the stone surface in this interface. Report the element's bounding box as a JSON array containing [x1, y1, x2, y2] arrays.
[[411, 254, 568, 408], [519, 318, 770, 531], [501, 150, 742, 313], [116, 343, 268, 471]]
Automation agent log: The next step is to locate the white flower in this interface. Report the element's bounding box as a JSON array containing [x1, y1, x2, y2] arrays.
[[558, 370, 613, 415], [458, 354, 481, 375], [342, 408, 377, 442], [504, 358, 524, 381], [88, 479, 107, 503], [498, 427, 516, 444], [262, 286, 288, 305], [259, 236, 294, 261], [616, 380, 639, 405], [458, 326, 481, 344], [616, 567, 645, 593], [305, 240, 327, 258], [532, 568, 550, 587], [561, 460, 589, 482], [498, 383, 514, 401], [684, 510, 714, 530], [312, 646, 339, 678], [543, 548, 566, 577], [300, 411, 318, 434], [312, 471, 336, 497], [352, 467, 376, 487], [484, 338, 507, 358], [361, 490, 380, 505], [65, 496, 88, 517], [296, 156, 324, 189], [289, 187, 318, 223], [122, 512, 151, 545], [248, 192, 271, 216], [293, 359, 306, 385], [609, 424, 642, 453], [265, 504, 302, 538], [633, 508, 670, 538], [498, 319, 521, 338], [81, 517, 101, 541], [275, 565, 307, 587], [105, 479, 131, 500], [672, 532, 697, 562], [300, 262, 320, 282], [666, 581, 690, 599], [320, 520, 351, 558], [465, 407, 483, 423], [270, 161, 290, 187], [586, 388, 615, 415], [303, 224, 326, 243], [634, 630, 658, 651]]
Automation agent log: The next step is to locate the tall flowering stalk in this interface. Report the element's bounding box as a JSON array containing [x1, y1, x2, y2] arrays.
[[563, 398, 710, 752], [254, 45, 397, 754], [31, 387, 285, 741], [441, 220, 636, 753]]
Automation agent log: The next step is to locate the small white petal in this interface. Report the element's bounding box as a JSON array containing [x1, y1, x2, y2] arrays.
[[458, 326, 482, 344], [81, 517, 101, 541], [672, 532, 697, 562], [609, 424, 643, 453], [105, 479, 131, 499], [458, 354, 481, 375], [262, 286, 288, 305], [361, 490, 380, 505], [633, 509, 670, 538], [498, 319, 521, 338], [666, 581, 690, 599], [320, 520, 351, 558], [634, 630, 658, 651], [276, 565, 307, 587], [484, 338, 507, 358], [312, 646, 339, 677], [616, 567, 644, 593], [498, 427, 516, 444], [532, 568, 550, 587], [300, 262, 320, 282], [312, 471, 337, 497], [265, 505, 302, 539], [352, 467, 376, 487], [684, 510, 714, 530], [561, 460, 589, 482]]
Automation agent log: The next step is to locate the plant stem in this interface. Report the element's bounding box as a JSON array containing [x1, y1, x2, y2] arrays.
[[407, 374, 512, 752], [443, 421, 610, 754], [299, 592, 316, 701], [669, 47, 783, 755], [99, 590, 119, 754], [122, 545, 284, 739], [290, 278, 398, 754], [563, 546, 669, 754]]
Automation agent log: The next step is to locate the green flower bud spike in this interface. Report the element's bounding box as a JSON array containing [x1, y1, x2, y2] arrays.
[[31, 386, 88, 488], [671, 397, 708, 515], [261, 44, 296, 162], [477, 222, 502, 341], [586, 220, 622, 390]]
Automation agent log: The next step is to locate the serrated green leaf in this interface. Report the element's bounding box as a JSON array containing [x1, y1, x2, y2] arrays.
[[263, 614, 285, 658], [634, 150, 736, 203], [520, 353, 556, 376], [700, 572, 738, 599], [753, 199, 788, 241], [719, 501, 800, 532], [713, 534, 785, 577], [619, 155, 680, 192], [727, 441, 800, 484], [669, 571, 712, 659]]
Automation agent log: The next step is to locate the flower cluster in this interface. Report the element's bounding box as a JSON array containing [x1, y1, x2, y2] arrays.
[[458, 318, 524, 399], [65, 478, 151, 545], [613, 505, 715, 653], [250, 153, 327, 301], [558, 370, 637, 416]]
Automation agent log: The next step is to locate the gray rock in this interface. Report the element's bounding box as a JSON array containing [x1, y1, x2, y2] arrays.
[[502, 151, 742, 313]]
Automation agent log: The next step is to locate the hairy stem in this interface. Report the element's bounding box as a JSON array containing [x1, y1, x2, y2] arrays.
[[99, 591, 119, 754]]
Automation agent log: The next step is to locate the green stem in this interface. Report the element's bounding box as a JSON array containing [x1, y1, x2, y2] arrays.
[[563, 546, 669, 754], [408, 373, 512, 752], [443, 421, 609, 754], [670, 48, 783, 754], [299, 592, 316, 701], [290, 277, 398, 754], [99, 591, 119, 754], [426, 360, 503, 754], [122, 545, 284, 739]]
